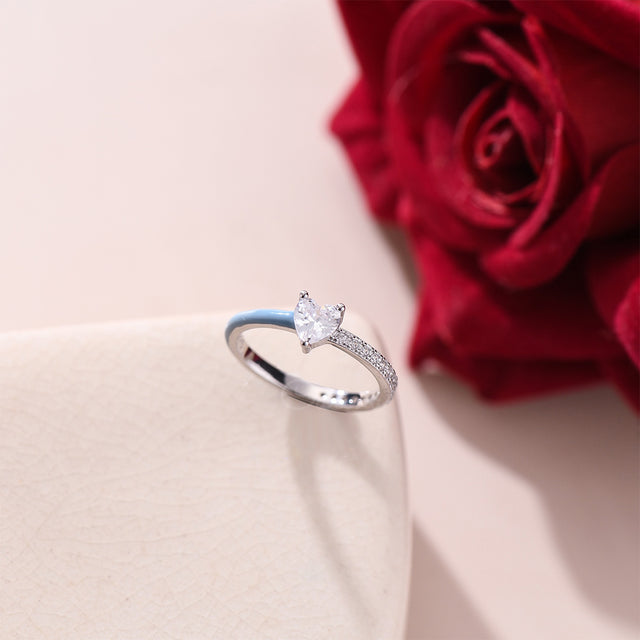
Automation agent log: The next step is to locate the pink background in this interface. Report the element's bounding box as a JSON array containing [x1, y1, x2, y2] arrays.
[[0, 2, 637, 637]]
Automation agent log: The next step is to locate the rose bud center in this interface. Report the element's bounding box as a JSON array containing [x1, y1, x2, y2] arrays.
[[472, 111, 537, 198]]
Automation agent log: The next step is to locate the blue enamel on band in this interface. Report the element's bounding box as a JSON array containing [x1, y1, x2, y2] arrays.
[[224, 309, 294, 344], [225, 292, 397, 412]]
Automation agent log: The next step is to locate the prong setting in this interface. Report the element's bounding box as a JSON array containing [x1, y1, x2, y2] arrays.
[[294, 291, 345, 354], [227, 294, 397, 410]]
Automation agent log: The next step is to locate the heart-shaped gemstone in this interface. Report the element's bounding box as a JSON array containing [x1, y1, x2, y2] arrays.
[[294, 295, 342, 345]]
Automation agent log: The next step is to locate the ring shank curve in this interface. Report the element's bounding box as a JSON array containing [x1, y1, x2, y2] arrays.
[[225, 309, 395, 412]]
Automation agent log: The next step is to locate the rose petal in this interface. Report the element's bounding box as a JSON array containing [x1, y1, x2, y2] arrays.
[[520, 15, 588, 180], [336, 0, 411, 99], [410, 232, 621, 360], [482, 144, 637, 288], [616, 278, 640, 369], [477, 20, 586, 181], [409, 300, 603, 401], [509, 112, 563, 247], [403, 193, 503, 253], [588, 143, 640, 238], [386, 81, 507, 250], [586, 237, 640, 367], [330, 80, 400, 222], [531, 23, 640, 178], [600, 359, 640, 411], [504, 86, 545, 174], [477, 26, 553, 114], [511, 0, 640, 69], [409, 70, 532, 233], [456, 47, 513, 80], [388, 0, 498, 84], [386, 0, 505, 129], [457, 83, 539, 209], [473, 110, 519, 172], [441, 79, 527, 227], [384, 0, 520, 250]]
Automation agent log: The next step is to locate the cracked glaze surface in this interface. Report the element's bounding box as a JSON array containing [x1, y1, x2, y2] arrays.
[[0, 313, 409, 639]]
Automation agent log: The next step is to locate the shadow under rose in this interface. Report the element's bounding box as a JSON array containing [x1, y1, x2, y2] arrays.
[[419, 374, 640, 631], [406, 522, 494, 640]]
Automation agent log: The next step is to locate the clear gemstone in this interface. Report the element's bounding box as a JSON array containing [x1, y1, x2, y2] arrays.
[[294, 296, 342, 344]]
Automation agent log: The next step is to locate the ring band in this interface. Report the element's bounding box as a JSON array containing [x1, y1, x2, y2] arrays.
[[225, 291, 398, 411]]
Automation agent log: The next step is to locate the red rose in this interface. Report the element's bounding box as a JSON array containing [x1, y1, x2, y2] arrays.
[[331, 0, 640, 406]]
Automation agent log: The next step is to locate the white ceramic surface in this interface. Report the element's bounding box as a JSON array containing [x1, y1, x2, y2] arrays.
[[0, 312, 410, 638]]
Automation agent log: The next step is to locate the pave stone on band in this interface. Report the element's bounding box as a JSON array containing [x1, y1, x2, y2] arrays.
[[225, 291, 398, 411]]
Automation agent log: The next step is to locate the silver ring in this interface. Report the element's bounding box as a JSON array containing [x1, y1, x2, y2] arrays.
[[225, 291, 398, 411]]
